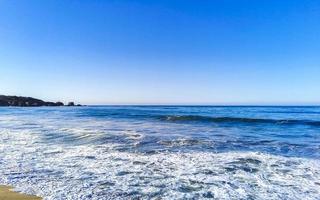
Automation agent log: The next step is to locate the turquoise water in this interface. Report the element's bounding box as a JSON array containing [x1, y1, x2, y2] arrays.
[[0, 106, 319, 199]]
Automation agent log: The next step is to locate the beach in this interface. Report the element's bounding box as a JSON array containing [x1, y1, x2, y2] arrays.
[[0, 185, 41, 200]]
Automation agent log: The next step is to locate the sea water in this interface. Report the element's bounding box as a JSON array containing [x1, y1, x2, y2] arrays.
[[0, 106, 319, 199]]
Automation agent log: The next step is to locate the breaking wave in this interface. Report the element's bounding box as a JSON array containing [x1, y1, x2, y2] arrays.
[[161, 115, 320, 126], [0, 129, 319, 200], [0, 106, 320, 199]]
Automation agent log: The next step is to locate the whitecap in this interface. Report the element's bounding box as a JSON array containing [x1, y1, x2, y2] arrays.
[[0, 129, 319, 199]]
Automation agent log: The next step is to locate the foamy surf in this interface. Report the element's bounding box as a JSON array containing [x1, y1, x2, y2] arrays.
[[0, 106, 319, 199], [0, 128, 319, 200]]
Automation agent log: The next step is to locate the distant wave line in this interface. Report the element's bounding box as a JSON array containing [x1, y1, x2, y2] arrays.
[[159, 115, 320, 126]]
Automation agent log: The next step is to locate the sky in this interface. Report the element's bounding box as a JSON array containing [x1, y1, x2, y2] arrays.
[[0, 0, 319, 105]]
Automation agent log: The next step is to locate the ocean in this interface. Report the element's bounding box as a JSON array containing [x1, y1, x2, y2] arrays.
[[0, 106, 319, 199]]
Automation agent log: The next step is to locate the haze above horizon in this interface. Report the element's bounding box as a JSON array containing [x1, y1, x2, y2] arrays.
[[0, 0, 319, 105]]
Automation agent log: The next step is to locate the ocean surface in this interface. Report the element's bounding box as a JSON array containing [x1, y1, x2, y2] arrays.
[[0, 106, 319, 199]]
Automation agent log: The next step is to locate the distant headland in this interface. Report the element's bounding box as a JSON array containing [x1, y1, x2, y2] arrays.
[[0, 95, 81, 107]]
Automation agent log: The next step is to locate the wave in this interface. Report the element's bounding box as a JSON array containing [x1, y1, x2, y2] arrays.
[[1, 129, 320, 200], [160, 115, 320, 126]]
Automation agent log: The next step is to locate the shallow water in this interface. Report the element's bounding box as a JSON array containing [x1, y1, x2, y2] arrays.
[[0, 106, 319, 199]]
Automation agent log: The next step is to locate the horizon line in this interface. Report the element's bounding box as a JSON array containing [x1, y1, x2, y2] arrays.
[[81, 104, 320, 107]]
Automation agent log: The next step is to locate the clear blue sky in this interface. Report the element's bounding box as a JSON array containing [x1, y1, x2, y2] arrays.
[[0, 0, 319, 105]]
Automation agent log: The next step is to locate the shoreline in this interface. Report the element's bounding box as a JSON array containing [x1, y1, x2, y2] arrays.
[[0, 185, 41, 200]]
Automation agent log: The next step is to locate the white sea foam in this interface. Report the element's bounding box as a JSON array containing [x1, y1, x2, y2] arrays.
[[0, 128, 320, 200]]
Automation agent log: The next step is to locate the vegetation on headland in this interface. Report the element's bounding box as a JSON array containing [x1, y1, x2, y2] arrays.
[[0, 95, 81, 107]]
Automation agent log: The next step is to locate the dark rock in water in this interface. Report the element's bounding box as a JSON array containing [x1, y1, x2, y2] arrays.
[[55, 102, 64, 106], [0, 95, 71, 107], [44, 102, 57, 106], [67, 102, 75, 106]]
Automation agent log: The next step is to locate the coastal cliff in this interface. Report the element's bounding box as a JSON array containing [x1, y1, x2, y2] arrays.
[[0, 95, 79, 107]]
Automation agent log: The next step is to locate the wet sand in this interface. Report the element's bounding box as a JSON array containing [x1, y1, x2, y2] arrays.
[[0, 185, 41, 200]]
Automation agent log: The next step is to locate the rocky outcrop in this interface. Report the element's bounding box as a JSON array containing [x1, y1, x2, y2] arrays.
[[0, 95, 80, 107], [67, 102, 75, 106]]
